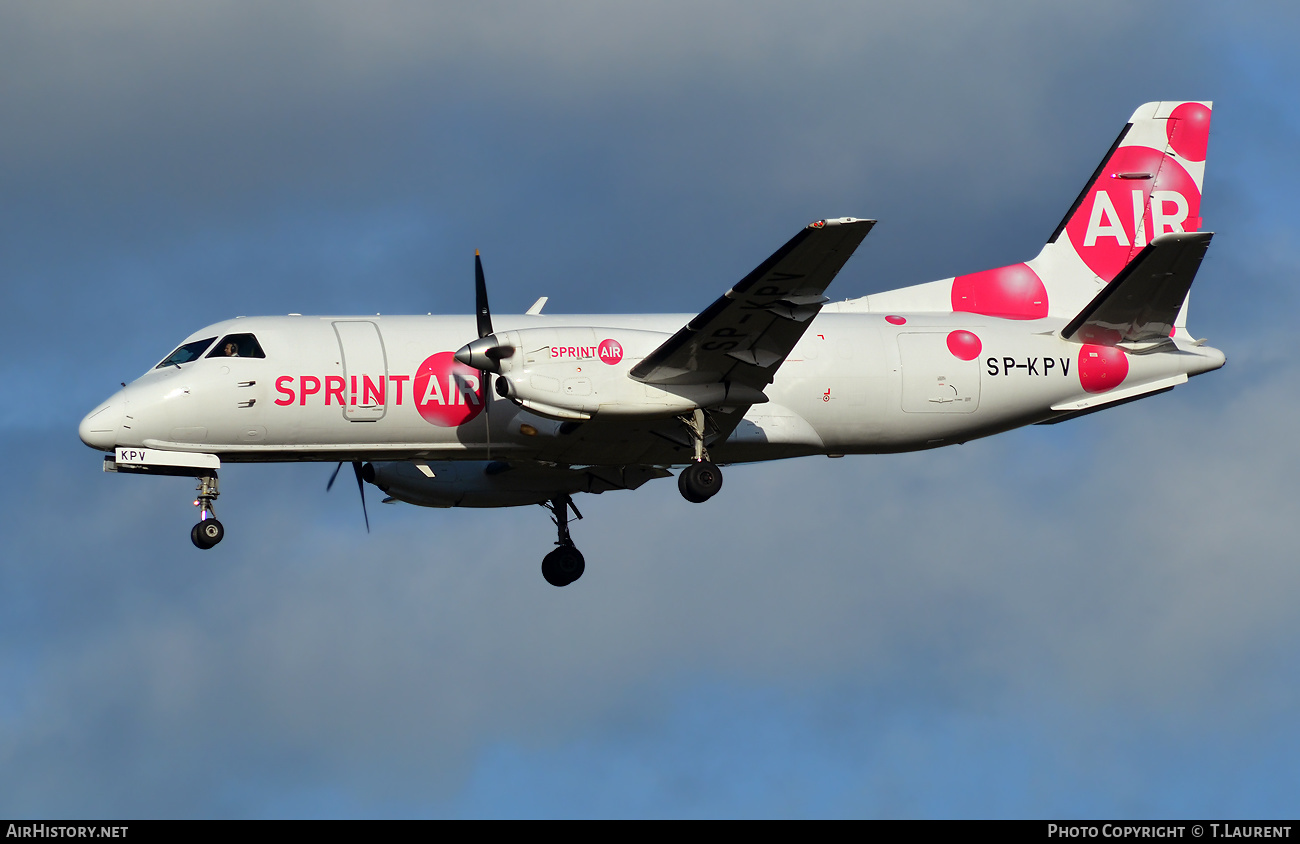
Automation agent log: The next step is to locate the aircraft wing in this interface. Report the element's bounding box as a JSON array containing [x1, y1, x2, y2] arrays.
[[629, 217, 875, 390], [1062, 231, 1213, 347]]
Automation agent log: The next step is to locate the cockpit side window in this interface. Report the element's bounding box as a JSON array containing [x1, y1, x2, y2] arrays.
[[206, 333, 266, 359], [156, 337, 217, 369]]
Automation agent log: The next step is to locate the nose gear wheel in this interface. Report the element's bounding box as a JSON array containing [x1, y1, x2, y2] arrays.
[[190, 473, 224, 549]]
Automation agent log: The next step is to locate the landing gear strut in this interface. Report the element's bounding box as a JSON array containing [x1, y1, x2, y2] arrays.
[[678, 408, 723, 503], [540, 495, 585, 587], [190, 473, 224, 550]]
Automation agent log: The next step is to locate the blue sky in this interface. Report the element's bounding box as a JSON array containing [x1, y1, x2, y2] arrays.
[[2, 1, 1298, 818]]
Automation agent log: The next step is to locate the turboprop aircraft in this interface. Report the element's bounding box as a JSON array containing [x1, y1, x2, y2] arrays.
[[80, 101, 1224, 587]]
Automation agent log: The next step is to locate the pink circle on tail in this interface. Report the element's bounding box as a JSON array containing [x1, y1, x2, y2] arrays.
[[951, 263, 1048, 320], [1078, 344, 1129, 394], [885, 315, 907, 325], [1064, 146, 1200, 283], [946, 330, 982, 361], [1166, 103, 1211, 162], [413, 351, 486, 426]]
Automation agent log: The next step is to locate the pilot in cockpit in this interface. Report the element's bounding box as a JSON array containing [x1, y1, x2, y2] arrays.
[[204, 333, 265, 360]]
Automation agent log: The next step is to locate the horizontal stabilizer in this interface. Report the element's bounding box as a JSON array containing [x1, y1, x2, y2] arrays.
[[1061, 231, 1212, 346]]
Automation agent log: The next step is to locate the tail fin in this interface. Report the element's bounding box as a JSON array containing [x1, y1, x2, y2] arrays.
[[1029, 101, 1211, 318], [862, 102, 1213, 324]]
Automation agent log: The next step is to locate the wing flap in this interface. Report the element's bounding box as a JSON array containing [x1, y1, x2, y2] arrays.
[[630, 218, 875, 388]]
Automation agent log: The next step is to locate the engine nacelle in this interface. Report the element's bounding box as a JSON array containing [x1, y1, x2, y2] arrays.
[[457, 326, 765, 421], [366, 460, 666, 508]]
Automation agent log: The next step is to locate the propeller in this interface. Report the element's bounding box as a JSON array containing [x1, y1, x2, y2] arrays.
[[474, 250, 495, 458], [456, 251, 514, 371], [326, 460, 370, 533], [475, 250, 492, 339]]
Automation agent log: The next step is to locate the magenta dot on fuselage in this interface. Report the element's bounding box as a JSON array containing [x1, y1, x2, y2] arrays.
[[951, 263, 1048, 319], [947, 330, 982, 361], [413, 351, 486, 426], [1078, 344, 1129, 394], [885, 315, 906, 325]]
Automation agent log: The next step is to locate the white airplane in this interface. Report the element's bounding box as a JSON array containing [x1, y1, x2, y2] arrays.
[[80, 101, 1223, 587]]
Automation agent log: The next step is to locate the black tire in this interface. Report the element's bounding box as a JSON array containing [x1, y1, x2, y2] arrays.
[[679, 461, 723, 503], [541, 545, 585, 587], [193, 519, 224, 549]]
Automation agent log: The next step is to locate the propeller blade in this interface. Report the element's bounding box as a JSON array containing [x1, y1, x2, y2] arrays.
[[352, 460, 370, 533], [475, 250, 493, 339], [326, 461, 343, 491], [473, 251, 497, 459]]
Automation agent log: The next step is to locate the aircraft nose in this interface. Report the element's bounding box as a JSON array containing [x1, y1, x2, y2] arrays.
[[79, 401, 122, 451]]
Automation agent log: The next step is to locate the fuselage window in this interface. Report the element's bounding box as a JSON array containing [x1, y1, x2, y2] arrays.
[[156, 337, 217, 369], [206, 333, 266, 359]]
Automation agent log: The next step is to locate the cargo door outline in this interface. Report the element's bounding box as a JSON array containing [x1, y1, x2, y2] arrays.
[[333, 321, 388, 421], [897, 332, 980, 413]]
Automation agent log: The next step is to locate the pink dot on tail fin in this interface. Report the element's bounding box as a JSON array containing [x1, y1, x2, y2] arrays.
[[951, 263, 1048, 319], [885, 315, 907, 325], [1166, 103, 1211, 162]]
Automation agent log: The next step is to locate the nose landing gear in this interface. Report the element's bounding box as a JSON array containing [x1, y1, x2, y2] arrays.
[[540, 495, 585, 587], [190, 473, 224, 549]]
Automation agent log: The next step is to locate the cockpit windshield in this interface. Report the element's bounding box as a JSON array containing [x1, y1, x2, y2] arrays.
[[156, 337, 217, 369], [206, 333, 266, 359]]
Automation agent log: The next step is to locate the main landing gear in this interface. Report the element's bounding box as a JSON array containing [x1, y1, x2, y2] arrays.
[[677, 408, 723, 504], [679, 460, 723, 503], [190, 473, 224, 550], [540, 495, 585, 587]]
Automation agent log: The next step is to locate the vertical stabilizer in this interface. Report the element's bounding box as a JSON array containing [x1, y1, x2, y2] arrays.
[[1029, 101, 1211, 321], [857, 102, 1212, 327]]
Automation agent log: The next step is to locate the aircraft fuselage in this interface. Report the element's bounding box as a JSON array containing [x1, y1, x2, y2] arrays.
[[79, 311, 1225, 468]]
